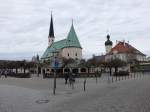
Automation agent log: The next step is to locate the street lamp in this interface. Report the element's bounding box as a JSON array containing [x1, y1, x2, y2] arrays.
[[52, 49, 59, 95]]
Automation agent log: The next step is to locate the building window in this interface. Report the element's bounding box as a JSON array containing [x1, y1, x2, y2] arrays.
[[75, 53, 77, 56], [68, 53, 69, 56], [47, 69, 49, 71]]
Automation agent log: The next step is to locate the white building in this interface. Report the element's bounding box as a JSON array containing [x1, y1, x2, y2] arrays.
[[105, 35, 146, 62]]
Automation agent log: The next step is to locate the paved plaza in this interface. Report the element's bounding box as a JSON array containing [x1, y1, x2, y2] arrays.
[[0, 74, 150, 112]]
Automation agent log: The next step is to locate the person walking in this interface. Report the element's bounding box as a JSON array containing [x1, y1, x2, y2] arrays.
[[4, 69, 8, 78], [69, 71, 75, 89], [64, 72, 69, 84]]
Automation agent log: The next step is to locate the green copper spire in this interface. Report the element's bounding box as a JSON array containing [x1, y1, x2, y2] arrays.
[[65, 22, 82, 48]]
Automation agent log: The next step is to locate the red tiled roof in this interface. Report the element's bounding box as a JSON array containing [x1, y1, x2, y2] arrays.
[[108, 41, 145, 56]]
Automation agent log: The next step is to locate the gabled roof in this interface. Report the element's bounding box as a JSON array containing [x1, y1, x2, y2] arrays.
[[108, 41, 146, 56], [41, 24, 82, 59]]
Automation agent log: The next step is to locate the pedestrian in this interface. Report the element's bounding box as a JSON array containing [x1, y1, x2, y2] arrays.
[[1, 69, 5, 78], [4, 70, 8, 78], [64, 72, 69, 84], [69, 71, 75, 85], [68, 71, 75, 89], [72, 73, 76, 82]]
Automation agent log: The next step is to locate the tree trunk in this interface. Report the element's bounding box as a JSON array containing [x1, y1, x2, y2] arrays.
[[16, 68, 18, 74], [24, 68, 26, 74], [115, 67, 118, 73]]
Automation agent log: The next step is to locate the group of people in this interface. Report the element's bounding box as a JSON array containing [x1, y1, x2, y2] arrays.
[[64, 71, 76, 85], [0, 69, 9, 78]]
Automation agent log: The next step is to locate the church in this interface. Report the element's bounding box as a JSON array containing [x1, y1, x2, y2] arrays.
[[41, 14, 82, 62]]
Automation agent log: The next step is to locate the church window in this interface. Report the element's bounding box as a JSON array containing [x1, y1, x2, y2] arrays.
[[68, 53, 69, 56], [75, 53, 77, 56], [47, 69, 49, 71]]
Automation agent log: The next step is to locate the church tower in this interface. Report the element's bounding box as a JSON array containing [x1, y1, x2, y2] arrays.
[[105, 34, 113, 54], [48, 13, 55, 47]]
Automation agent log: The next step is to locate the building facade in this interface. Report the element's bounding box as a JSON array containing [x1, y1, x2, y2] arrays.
[[105, 35, 146, 62]]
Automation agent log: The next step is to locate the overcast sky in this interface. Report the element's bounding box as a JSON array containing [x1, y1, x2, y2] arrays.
[[0, 0, 150, 60]]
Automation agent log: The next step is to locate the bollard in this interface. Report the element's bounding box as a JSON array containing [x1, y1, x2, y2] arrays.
[[83, 79, 86, 91], [53, 73, 56, 95]]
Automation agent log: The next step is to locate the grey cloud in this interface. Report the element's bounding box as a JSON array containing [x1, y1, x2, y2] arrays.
[[0, 0, 150, 60]]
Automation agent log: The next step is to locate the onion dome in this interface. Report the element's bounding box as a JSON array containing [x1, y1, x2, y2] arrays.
[[105, 34, 113, 46]]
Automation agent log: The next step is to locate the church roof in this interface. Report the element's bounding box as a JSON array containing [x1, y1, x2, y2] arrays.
[[65, 24, 82, 48], [108, 41, 146, 56], [49, 14, 54, 37], [41, 24, 82, 59]]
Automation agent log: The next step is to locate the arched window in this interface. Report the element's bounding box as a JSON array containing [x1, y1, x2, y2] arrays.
[[75, 53, 77, 56], [72, 68, 79, 73]]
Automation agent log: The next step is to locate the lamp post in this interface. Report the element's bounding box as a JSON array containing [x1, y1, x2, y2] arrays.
[[52, 49, 59, 95]]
